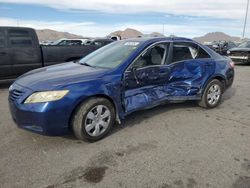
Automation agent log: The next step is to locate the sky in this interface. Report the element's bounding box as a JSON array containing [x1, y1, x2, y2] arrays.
[[0, 0, 249, 38]]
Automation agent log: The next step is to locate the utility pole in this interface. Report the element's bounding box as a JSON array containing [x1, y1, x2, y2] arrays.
[[242, 0, 249, 39]]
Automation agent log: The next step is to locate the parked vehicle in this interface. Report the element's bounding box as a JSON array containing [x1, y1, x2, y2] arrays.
[[9, 37, 234, 141], [204, 41, 237, 55], [85, 38, 114, 47], [40, 40, 54, 45], [227, 41, 250, 64], [50, 38, 89, 46], [0, 27, 111, 80]]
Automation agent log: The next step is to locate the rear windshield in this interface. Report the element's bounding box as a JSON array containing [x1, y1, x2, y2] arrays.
[[79, 41, 141, 68]]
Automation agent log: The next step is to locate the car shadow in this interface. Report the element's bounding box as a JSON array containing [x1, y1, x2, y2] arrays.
[[109, 101, 199, 136], [0, 82, 12, 89], [60, 101, 200, 142], [235, 64, 250, 66], [222, 86, 236, 102], [109, 87, 236, 138]]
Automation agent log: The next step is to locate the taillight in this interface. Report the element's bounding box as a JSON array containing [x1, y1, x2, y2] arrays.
[[229, 61, 235, 68]]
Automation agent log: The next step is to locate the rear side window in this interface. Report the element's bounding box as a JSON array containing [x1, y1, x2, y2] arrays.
[[8, 29, 33, 47], [0, 30, 4, 47], [10, 38, 32, 46], [171, 42, 210, 63], [9, 29, 29, 37], [0, 39, 5, 48], [196, 47, 211, 59]]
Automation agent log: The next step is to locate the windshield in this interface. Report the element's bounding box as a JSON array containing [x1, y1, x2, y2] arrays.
[[238, 41, 250, 48], [79, 41, 141, 68]]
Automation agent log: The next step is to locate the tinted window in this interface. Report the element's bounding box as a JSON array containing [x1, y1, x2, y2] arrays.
[[132, 43, 168, 68], [0, 39, 4, 47], [196, 47, 210, 58], [69, 40, 82, 45], [0, 30, 4, 47], [171, 42, 210, 63], [9, 29, 29, 37], [9, 37, 33, 47]]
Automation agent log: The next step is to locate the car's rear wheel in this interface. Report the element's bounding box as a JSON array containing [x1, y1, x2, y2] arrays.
[[198, 79, 223, 108], [72, 98, 115, 141]]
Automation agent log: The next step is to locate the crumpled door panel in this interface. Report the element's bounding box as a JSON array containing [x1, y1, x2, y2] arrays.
[[124, 60, 214, 113], [124, 85, 166, 112]]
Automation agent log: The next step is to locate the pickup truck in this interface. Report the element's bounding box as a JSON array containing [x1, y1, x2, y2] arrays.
[[227, 41, 250, 64], [0, 27, 113, 80]]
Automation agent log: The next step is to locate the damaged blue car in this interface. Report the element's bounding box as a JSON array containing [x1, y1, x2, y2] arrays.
[[9, 37, 234, 141]]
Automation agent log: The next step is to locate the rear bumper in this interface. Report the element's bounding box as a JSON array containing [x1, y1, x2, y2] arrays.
[[225, 68, 234, 89], [8, 98, 72, 136]]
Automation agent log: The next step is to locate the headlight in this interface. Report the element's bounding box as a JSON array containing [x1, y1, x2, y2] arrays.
[[24, 90, 69, 104], [227, 50, 230, 54]]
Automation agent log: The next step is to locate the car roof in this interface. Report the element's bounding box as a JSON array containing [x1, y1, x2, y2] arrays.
[[124, 37, 223, 60], [124, 37, 193, 43]]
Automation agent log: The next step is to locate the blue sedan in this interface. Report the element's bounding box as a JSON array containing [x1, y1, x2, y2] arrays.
[[9, 37, 234, 141]]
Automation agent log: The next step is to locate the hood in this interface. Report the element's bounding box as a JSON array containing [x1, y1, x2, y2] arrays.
[[15, 62, 109, 91], [229, 47, 250, 52]]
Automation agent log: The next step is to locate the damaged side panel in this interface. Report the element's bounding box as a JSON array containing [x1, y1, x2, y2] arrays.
[[124, 60, 214, 113]]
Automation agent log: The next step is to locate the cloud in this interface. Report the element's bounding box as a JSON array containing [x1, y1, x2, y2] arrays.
[[1, 17, 248, 38], [0, 0, 248, 19]]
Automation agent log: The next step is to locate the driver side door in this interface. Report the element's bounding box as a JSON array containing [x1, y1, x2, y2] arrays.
[[122, 42, 171, 113]]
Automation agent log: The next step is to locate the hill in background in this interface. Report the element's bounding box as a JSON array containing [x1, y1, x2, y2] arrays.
[[109, 28, 143, 39], [193, 32, 242, 43], [36, 29, 85, 42], [36, 28, 247, 43]]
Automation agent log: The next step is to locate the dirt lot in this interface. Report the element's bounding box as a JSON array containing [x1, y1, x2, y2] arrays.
[[0, 66, 250, 188]]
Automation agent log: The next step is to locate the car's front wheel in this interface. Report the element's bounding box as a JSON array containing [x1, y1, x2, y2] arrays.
[[72, 98, 115, 141], [199, 79, 223, 108]]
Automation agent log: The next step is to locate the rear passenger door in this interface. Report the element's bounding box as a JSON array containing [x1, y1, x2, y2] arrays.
[[165, 42, 213, 99], [7, 28, 42, 77], [0, 28, 12, 79]]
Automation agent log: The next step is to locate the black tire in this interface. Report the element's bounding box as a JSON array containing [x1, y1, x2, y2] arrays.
[[71, 98, 115, 141], [198, 79, 223, 109]]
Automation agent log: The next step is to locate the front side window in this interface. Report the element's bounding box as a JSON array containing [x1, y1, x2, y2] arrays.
[[131, 43, 168, 69], [79, 41, 141, 68], [171, 42, 210, 64]]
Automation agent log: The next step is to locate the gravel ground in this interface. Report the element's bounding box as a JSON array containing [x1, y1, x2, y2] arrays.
[[0, 66, 250, 188]]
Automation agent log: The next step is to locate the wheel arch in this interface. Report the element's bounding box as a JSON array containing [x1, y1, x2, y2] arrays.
[[203, 74, 227, 94], [68, 94, 120, 130]]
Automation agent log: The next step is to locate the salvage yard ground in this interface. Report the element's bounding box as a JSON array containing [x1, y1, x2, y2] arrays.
[[0, 66, 250, 188]]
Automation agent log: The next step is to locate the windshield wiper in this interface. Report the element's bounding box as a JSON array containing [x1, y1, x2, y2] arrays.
[[80, 62, 94, 67]]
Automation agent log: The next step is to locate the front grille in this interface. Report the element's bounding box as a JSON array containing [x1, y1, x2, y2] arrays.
[[10, 89, 24, 101], [230, 51, 246, 56]]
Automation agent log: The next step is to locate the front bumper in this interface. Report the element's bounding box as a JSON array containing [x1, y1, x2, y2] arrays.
[[228, 56, 249, 64], [8, 84, 74, 136], [9, 99, 71, 135]]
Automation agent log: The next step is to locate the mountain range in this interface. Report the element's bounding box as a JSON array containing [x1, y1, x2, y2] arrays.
[[36, 28, 247, 43], [36, 29, 86, 41]]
